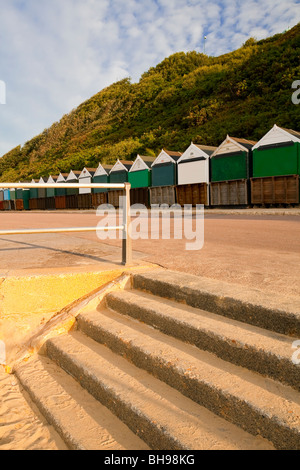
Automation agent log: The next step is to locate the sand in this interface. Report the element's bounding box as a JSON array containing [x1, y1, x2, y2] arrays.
[[0, 367, 66, 450], [1, 210, 299, 450]]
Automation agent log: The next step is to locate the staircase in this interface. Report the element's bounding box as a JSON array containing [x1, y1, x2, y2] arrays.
[[15, 269, 300, 450]]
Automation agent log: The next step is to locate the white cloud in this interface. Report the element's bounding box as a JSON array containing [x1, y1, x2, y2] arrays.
[[0, 0, 299, 157]]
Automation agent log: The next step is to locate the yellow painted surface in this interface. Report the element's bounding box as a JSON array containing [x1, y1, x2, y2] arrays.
[[0, 264, 151, 365], [0, 269, 124, 316]]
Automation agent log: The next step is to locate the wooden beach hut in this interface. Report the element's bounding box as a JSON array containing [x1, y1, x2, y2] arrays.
[[251, 125, 300, 205], [176, 142, 216, 206], [210, 136, 256, 206], [29, 179, 39, 210], [109, 160, 133, 208], [128, 155, 155, 206], [45, 175, 57, 210], [78, 168, 97, 209], [91, 163, 111, 208], [150, 149, 182, 206], [55, 173, 68, 209], [37, 177, 47, 210], [66, 170, 81, 209], [0, 189, 3, 210]]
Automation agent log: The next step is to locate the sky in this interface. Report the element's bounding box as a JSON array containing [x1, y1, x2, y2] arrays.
[[0, 0, 299, 157]]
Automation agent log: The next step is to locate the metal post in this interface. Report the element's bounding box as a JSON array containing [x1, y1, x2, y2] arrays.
[[122, 182, 132, 266], [0, 181, 132, 266]]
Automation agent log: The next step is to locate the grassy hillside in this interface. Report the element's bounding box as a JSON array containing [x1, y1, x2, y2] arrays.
[[0, 23, 299, 182]]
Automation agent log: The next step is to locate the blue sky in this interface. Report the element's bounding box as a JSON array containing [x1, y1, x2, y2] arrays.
[[0, 0, 299, 157]]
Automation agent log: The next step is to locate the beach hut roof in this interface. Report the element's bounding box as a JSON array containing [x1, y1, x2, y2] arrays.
[[151, 149, 182, 167], [252, 125, 300, 150], [211, 135, 257, 157], [79, 167, 97, 179], [47, 175, 57, 183], [110, 159, 134, 173], [66, 170, 81, 181], [129, 155, 156, 172], [178, 142, 217, 163]]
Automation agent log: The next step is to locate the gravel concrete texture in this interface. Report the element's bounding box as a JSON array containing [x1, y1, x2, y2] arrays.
[[132, 270, 300, 336], [1, 209, 300, 450], [0, 210, 299, 302], [105, 288, 300, 390], [41, 331, 274, 450], [15, 355, 150, 451], [75, 306, 299, 450]]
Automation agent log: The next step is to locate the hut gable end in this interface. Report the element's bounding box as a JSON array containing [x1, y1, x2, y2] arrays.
[[212, 136, 251, 158], [94, 164, 108, 177], [178, 143, 211, 163], [130, 155, 153, 172], [152, 149, 181, 167], [110, 160, 131, 174], [252, 125, 300, 150], [66, 170, 80, 181]]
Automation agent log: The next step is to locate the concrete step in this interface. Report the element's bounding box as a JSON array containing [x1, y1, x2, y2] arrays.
[[132, 270, 300, 337], [105, 289, 300, 391], [76, 308, 300, 450], [45, 330, 274, 450], [15, 355, 149, 451]]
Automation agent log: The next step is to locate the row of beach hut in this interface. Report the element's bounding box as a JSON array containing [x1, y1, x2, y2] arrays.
[[1, 125, 299, 211]]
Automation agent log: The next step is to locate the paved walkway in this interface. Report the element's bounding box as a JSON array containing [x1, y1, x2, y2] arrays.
[[0, 209, 300, 300], [1, 209, 300, 450]]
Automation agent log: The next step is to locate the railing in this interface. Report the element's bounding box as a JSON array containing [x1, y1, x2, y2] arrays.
[[0, 182, 132, 266]]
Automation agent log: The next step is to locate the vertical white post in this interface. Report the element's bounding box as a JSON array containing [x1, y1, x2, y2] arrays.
[[122, 183, 132, 265]]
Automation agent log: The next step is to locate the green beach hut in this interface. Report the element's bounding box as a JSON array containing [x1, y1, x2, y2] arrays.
[[108, 160, 133, 208], [210, 136, 256, 206], [128, 155, 156, 207], [55, 173, 68, 209], [109, 160, 133, 184], [128, 155, 155, 189], [151, 149, 182, 188], [251, 125, 300, 204], [45, 175, 57, 210], [92, 163, 111, 193], [29, 179, 39, 210], [66, 170, 81, 209], [46, 175, 57, 198], [150, 149, 182, 206]]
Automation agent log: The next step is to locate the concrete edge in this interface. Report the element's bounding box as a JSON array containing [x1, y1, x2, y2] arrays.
[[8, 273, 133, 373], [131, 270, 300, 337]]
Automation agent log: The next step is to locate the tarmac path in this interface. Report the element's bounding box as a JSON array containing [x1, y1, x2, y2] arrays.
[[0, 209, 300, 450]]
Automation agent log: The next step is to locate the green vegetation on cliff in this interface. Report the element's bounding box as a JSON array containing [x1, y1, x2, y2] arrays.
[[0, 23, 299, 182]]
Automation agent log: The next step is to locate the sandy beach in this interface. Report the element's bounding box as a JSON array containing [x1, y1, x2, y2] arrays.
[[1, 210, 299, 450], [0, 367, 66, 450]]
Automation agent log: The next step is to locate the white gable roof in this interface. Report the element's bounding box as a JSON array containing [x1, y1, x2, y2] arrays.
[[79, 167, 94, 179], [178, 143, 211, 163], [57, 173, 67, 183], [110, 160, 128, 173], [252, 125, 300, 150], [94, 163, 108, 177], [66, 170, 79, 181], [47, 175, 57, 184], [129, 155, 151, 172], [211, 136, 249, 157], [151, 150, 176, 167]]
